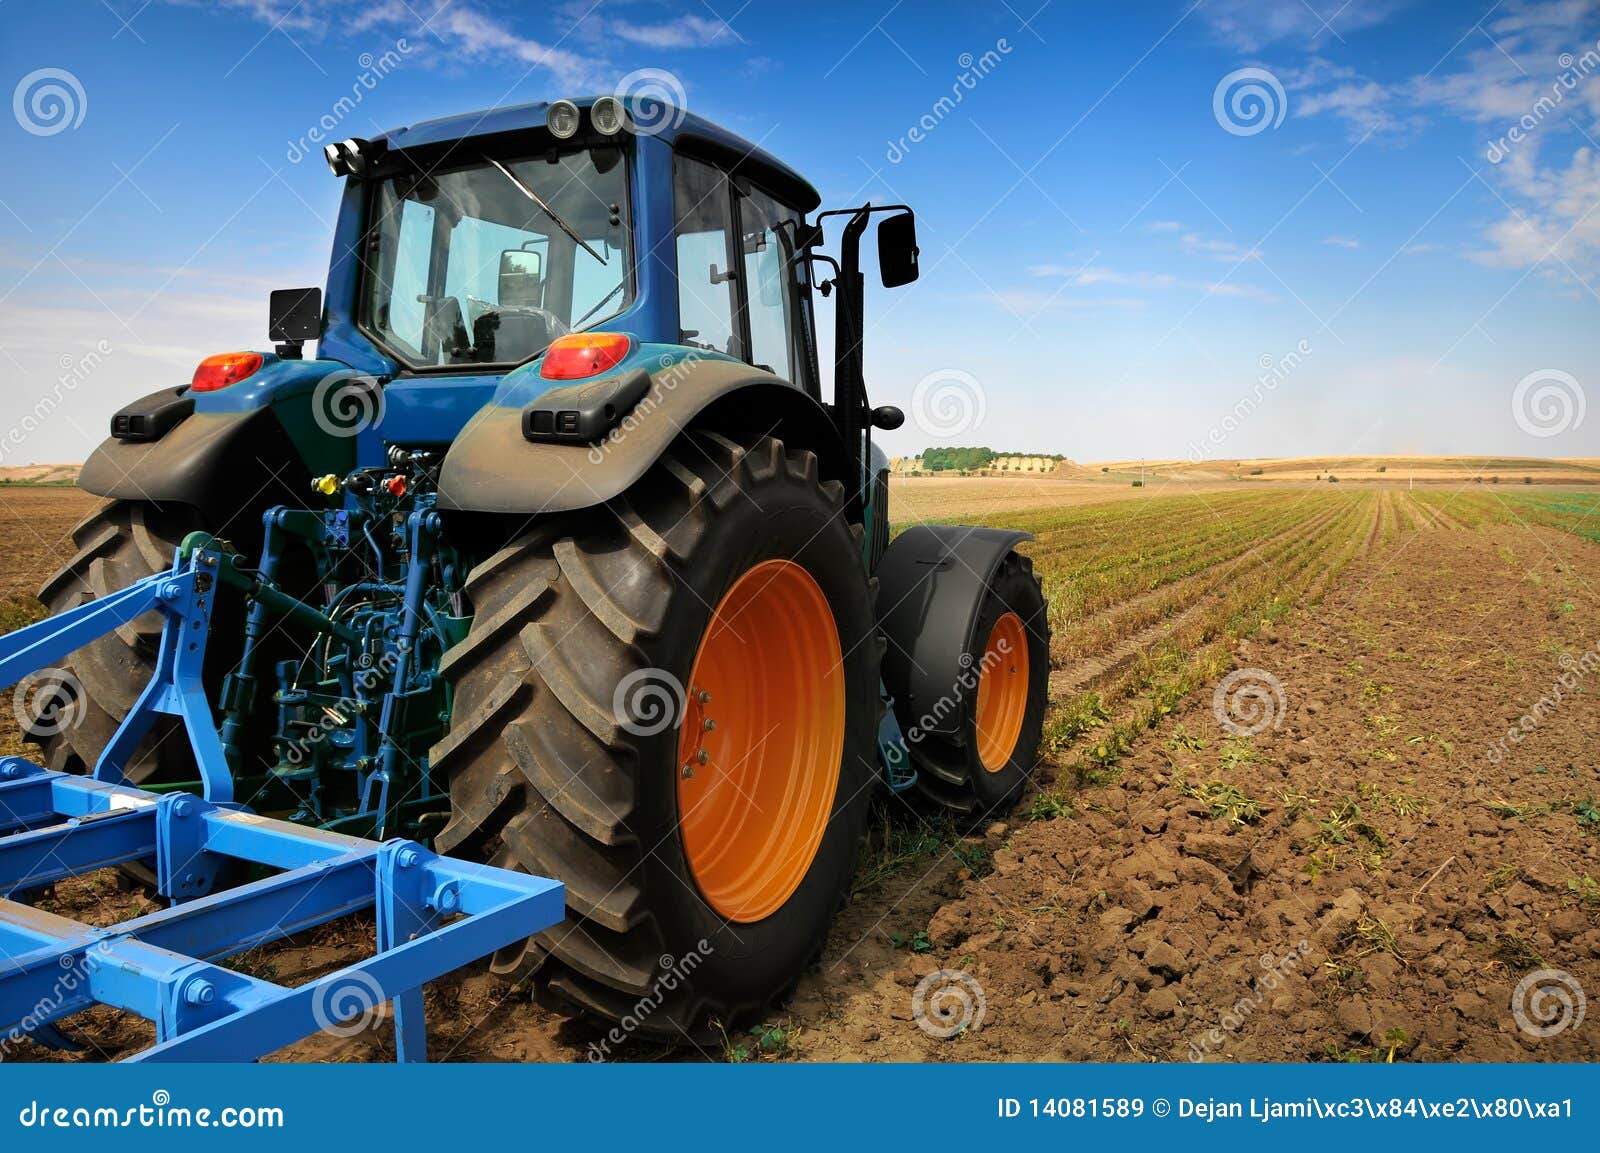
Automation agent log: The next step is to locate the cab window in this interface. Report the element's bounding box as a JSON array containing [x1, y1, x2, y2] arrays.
[[672, 155, 739, 357], [739, 186, 801, 380]]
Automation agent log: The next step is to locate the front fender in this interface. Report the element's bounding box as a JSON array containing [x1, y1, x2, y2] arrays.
[[875, 525, 1034, 740], [437, 358, 853, 516]]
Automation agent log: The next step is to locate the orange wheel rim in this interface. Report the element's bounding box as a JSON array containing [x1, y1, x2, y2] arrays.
[[974, 611, 1030, 772], [676, 559, 846, 923]]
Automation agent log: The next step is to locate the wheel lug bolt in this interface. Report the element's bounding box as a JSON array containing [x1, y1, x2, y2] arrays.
[[696, 749, 709, 764], [702, 719, 716, 732], [681, 763, 695, 779], [696, 690, 712, 705]]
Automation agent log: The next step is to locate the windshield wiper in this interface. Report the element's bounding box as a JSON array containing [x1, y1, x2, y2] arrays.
[[488, 157, 607, 266]]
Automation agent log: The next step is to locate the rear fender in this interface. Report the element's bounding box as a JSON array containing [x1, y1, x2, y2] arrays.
[[875, 525, 1034, 740], [437, 358, 855, 516], [79, 379, 356, 536]]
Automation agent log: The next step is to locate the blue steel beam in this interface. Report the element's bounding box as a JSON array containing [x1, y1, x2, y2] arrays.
[[0, 766, 565, 1062], [0, 573, 175, 691]]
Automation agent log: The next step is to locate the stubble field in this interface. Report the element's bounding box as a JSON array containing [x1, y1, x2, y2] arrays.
[[3, 476, 1598, 1063]]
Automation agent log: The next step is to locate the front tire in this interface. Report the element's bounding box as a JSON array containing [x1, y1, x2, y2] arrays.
[[433, 431, 880, 1038], [909, 550, 1050, 818]]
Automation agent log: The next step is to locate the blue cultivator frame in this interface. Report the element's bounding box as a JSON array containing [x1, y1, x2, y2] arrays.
[[0, 545, 564, 1063]]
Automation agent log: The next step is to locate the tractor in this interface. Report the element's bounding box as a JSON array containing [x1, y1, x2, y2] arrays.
[[1, 94, 1049, 1053]]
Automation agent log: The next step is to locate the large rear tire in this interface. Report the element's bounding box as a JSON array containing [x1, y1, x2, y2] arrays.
[[433, 432, 881, 1040]]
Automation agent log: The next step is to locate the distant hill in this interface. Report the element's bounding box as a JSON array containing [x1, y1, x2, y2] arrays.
[[1088, 456, 1600, 484], [0, 464, 80, 486]]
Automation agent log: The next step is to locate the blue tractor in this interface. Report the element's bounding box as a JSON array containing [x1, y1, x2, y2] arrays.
[[11, 95, 1049, 1047]]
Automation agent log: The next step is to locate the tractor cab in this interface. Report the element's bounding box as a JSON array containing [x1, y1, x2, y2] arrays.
[[312, 97, 840, 426]]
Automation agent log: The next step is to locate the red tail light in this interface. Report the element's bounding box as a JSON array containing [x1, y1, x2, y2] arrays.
[[191, 352, 263, 392], [539, 332, 633, 380]]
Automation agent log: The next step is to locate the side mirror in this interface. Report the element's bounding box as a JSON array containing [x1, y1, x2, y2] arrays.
[[268, 287, 321, 359], [499, 250, 543, 309], [878, 211, 919, 288]]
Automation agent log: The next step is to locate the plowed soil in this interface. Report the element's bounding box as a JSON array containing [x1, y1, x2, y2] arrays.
[[5, 485, 1599, 1063]]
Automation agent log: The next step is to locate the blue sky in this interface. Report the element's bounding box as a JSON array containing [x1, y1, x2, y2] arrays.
[[1, 0, 1597, 464]]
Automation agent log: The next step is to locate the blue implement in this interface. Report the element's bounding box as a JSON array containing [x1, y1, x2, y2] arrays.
[[0, 540, 563, 1062]]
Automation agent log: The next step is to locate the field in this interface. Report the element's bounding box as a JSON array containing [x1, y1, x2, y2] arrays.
[[2, 477, 1599, 1063]]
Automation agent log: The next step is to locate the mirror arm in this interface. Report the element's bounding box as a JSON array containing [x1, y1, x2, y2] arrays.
[[831, 206, 872, 508]]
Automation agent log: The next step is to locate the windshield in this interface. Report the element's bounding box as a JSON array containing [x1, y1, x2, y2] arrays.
[[361, 147, 631, 369]]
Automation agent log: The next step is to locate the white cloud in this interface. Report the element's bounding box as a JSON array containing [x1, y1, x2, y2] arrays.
[[1145, 219, 1183, 232], [1181, 232, 1262, 262], [611, 14, 733, 48], [1475, 146, 1600, 272], [1205, 282, 1278, 302], [1323, 235, 1362, 248], [1198, 0, 1407, 51], [1027, 264, 1177, 287]]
